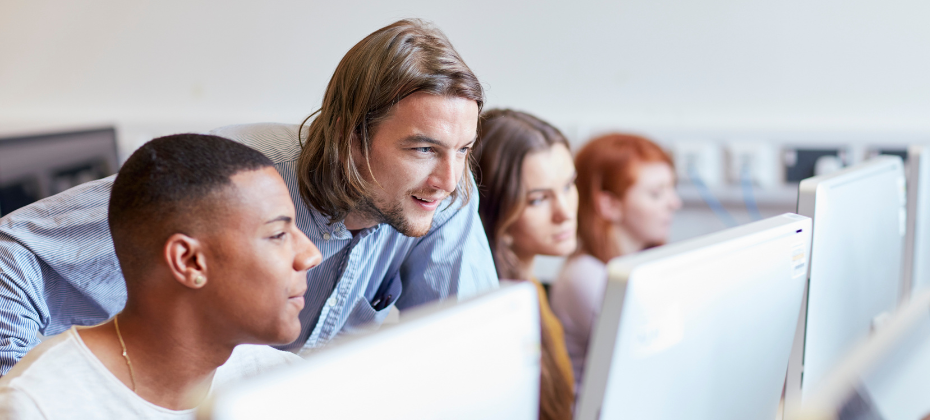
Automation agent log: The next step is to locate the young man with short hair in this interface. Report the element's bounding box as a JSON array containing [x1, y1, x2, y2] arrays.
[[0, 19, 497, 373], [0, 134, 322, 418]]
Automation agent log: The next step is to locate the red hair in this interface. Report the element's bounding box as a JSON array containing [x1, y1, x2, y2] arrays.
[[575, 133, 674, 263]]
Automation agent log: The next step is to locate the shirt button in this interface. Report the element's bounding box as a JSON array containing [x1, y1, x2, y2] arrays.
[[323, 233, 331, 240], [327, 297, 337, 307]]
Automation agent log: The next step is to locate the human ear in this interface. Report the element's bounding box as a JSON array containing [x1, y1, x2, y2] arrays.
[[163, 233, 209, 289], [500, 232, 514, 247], [595, 190, 624, 223]]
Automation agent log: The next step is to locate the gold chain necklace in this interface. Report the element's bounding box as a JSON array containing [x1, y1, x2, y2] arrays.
[[113, 314, 138, 392]]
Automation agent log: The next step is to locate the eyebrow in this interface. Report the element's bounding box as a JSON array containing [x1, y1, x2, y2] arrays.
[[401, 134, 476, 148], [265, 215, 292, 225], [526, 172, 577, 195]]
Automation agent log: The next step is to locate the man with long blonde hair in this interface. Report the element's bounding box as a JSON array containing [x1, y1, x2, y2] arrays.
[[0, 19, 498, 373]]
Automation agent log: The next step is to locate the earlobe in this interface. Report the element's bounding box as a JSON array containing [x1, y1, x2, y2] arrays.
[[595, 191, 624, 223], [164, 233, 209, 289]]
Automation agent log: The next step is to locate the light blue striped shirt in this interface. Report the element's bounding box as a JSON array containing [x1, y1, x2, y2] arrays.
[[0, 123, 499, 374]]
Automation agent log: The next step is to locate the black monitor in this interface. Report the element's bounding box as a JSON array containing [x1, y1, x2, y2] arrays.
[[0, 127, 118, 216]]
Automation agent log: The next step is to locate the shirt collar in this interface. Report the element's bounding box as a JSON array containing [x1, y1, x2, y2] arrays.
[[307, 205, 381, 240]]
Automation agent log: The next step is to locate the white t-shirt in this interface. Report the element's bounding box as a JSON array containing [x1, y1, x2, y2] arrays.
[[0, 326, 301, 419], [549, 253, 608, 391]]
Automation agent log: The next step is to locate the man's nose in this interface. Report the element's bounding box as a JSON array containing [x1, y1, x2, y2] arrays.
[[429, 154, 459, 193], [294, 230, 322, 272]]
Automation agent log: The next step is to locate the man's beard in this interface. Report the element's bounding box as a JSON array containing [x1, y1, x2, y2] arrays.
[[355, 195, 433, 238]]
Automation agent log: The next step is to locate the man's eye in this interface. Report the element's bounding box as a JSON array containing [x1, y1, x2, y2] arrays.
[[415, 147, 433, 153], [458, 146, 471, 154], [270, 232, 287, 240]]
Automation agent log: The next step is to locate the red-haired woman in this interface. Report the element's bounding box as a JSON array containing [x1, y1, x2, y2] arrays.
[[474, 109, 577, 420], [549, 133, 682, 390]]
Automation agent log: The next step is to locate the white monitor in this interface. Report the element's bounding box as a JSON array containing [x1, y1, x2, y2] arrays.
[[199, 282, 541, 420], [905, 146, 930, 297], [798, 289, 930, 420], [575, 213, 812, 420], [786, 156, 907, 418]]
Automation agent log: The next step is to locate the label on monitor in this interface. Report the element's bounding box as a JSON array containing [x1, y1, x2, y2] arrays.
[[791, 243, 807, 278]]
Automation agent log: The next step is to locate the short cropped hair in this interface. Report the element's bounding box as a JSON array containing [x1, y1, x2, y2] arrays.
[[297, 19, 484, 223], [108, 134, 273, 280]]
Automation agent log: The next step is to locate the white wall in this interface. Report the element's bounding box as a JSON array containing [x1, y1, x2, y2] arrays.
[[3, 0, 930, 146], [3, 0, 929, 279]]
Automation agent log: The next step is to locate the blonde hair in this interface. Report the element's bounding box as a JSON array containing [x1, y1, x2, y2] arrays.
[[297, 19, 484, 222]]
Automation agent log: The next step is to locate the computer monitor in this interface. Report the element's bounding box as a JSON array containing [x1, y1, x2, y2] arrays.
[[798, 288, 930, 420], [575, 213, 812, 420], [199, 282, 541, 420], [0, 127, 118, 216], [785, 156, 907, 419], [904, 145, 930, 297]]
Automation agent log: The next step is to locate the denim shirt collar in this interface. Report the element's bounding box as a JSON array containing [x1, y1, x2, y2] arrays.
[[306, 205, 381, 241]]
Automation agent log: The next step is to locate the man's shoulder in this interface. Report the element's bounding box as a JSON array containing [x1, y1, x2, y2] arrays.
[[0, 329, 106, 413], [1, 330, 82, 386], [0, 334, 71, 418], [208, 123, 303, 164], [0, 328, 179, 419]]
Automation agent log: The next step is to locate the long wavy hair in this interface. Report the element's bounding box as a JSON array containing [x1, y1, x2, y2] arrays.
[[297, 19, 484, 222], [473, 109, 575, 420], [473, 109, 571, 280]]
